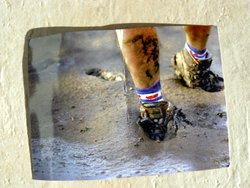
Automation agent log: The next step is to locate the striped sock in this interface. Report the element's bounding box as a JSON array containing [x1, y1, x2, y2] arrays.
[[185, 42, 212, 60], [136, 79, 164, 103]]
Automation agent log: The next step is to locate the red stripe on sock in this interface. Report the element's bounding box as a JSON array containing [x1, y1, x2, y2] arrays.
[[146, 93, 159, 100]]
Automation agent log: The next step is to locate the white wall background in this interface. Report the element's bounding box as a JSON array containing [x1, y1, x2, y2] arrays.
[[0, 0, 249, 187]]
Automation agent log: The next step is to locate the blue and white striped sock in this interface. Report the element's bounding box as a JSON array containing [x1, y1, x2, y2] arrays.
[[185, 42, 212, 60], [135, 79, 164, 103]]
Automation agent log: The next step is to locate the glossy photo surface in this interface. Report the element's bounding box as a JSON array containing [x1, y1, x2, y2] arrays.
[[28, 26, 229, 180]]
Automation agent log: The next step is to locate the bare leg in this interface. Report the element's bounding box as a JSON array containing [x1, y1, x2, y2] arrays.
[[172, 25, 224, 92], [117, 27, 160, 89], [117, 28, 170, 141], [184, 25, 211, 51], [117, 27, 193, 142]]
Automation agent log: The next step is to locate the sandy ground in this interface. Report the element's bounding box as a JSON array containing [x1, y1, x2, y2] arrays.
[[28, 26, 229, 180]]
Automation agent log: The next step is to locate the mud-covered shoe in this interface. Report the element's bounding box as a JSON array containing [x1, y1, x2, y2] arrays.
[[171, 48, 224, 92], [137, 101, 175, 142]]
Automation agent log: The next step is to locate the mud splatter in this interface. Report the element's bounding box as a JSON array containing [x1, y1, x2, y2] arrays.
[[130, 34, 159, 68], [145, 70, 153, 79], [131, 34, 143, 43], [199, 70, 224, 92], [137, 103, 193, 142]]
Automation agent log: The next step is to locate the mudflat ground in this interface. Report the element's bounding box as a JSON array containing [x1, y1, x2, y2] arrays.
[[28, 26, 229, 180]]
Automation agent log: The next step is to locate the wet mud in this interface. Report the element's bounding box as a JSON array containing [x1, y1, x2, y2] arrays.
[[28, 27, 229, 180]]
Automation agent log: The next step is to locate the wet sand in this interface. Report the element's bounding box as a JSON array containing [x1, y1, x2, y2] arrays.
[[28, 26, 229, 180]]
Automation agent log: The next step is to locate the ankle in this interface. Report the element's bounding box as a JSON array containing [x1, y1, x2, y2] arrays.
[[185, 42, 211, 60], [135, 79, 164, 103]]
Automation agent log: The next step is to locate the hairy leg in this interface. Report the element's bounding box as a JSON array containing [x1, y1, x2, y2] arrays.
[[117, 27, 160, 89]]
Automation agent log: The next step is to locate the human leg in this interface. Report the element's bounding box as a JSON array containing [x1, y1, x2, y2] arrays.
[[117, 27, 170, 141], [117, 27, 160, 89], [184, 25, 211, 51], [172, 25, 224, 92], [117, 27, 165, 103]]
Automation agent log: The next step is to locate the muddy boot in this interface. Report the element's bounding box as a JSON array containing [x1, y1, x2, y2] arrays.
[[171, 48, 224, 92], [137, 101, 175, 142]]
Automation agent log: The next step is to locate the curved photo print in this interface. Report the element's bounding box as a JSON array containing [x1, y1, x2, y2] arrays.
[[27, 25, 229, 180]]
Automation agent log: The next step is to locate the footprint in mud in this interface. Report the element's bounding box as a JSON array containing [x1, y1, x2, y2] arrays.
[[85, 68, 125, 81]]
